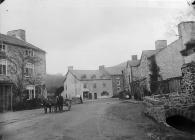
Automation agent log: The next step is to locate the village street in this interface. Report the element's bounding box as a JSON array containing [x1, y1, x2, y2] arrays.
[[0, 98, 194, 140]]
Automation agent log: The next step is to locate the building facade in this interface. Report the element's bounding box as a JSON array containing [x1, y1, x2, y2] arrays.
[[0, 29, 46, 112], [104, 64, 126, 96], [63, 66, 113, 100], [124, 21, 195, 97]]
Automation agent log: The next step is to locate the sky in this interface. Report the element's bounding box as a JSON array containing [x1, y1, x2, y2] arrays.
[[0, 0, 192, 74]]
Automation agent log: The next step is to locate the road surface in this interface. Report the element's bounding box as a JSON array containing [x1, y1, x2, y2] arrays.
[[0, 99, 194, 140]]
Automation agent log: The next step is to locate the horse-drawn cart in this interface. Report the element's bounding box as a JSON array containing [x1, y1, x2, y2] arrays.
[[42, 96, 71, 113]]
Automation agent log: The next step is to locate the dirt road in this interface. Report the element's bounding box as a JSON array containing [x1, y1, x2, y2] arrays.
[[0, 99, 193, 140]]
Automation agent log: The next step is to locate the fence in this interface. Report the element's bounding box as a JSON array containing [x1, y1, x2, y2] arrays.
[[156, 76, 182, 94], [130, 76, 182, 100]]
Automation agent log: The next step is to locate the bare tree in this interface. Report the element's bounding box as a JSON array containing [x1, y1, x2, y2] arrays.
[[165, 0, 195, 37], [6, 47, 43, 101]]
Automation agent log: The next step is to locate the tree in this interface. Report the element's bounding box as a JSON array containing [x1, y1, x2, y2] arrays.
[[55, 86, 64, 96], [165, 0, 195, 37], [149, 56, 161, 94], [6, 47, 43, 101]]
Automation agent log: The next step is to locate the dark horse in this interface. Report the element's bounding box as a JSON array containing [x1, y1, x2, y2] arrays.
[[41, 96, 58, 113], [41, 96, 71, 113]]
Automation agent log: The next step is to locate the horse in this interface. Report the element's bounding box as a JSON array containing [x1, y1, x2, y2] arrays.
[[41, 96, 58, 113]]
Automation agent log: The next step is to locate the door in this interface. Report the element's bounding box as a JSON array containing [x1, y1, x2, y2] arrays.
[[94, 93, 97, 99], [89, 93, 92, 99]]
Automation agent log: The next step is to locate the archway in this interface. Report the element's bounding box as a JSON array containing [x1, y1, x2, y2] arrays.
[[166, 115, 195, 134]]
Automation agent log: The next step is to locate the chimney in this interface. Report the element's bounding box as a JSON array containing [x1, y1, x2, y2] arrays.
[[178, 21, 195, 49], [7, 29, 26, 41], [99, 65, 105, 70], [68, 66, 73, 71], [131, 55, 137, 60], [155, 40, 167, 50]]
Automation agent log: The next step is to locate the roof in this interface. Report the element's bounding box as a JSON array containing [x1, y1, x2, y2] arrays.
[[142, 50, 159, 58], [0, 33, 45, 53], [104, 61, 128, 75], [69, 69, 111, 80], [126, 60, 140, 67]]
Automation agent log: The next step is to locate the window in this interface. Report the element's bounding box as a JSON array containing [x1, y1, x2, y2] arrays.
[[25, 49, 34, 57], [117, 80, 120, 86], [93, 83, 96, 88], [91, 74, 96, 79], [25, 63, 34, 77], [101, 91, 109, 96], [83, 83, 87, 88], [103, 83, 106, 88], [0, 59, 7, 75], [81, 74, 87, 79], [0, 43, 6, 52], [26, 85, 35, 100]]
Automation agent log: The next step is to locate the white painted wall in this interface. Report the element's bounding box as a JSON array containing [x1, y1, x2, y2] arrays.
[[62, 72, 83, 99]]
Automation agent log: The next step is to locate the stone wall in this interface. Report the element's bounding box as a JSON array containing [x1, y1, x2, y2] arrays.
[[143, 92, 195, 125], [181, 62, 195, 95]]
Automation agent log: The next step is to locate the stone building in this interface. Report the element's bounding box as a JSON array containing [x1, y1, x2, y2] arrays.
[[124, 21, 195, 96], [63, 66, 113, 100], [123, 55, 140, 91], [63, 63, 127, 99], [104, 64, 126, 97], [179, 21, 195, 95], [0, 29, 46, 112]]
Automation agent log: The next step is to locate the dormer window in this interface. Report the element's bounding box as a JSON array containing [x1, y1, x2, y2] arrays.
[[91, 74, 96, 79], [81, 74, 87, 80], [25, 49, 34, 57], [0, 43, 6, 52]]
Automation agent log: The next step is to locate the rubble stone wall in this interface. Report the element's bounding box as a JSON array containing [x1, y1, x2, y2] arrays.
[[181, 62, 195, 95]]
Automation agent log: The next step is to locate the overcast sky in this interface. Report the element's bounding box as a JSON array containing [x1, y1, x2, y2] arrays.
[[0, 0, 190, 74]]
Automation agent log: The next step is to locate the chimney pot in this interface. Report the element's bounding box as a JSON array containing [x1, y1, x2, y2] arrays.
[[99, 65, 105, 70], [68, 66, 73, 71], [131, 55, 137, 60], [178, 21, 195, 48]]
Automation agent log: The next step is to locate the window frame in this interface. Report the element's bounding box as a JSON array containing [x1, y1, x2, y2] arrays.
[[0, 43, 6, 52], [117, 87, 121, 92], [0, 59, 7, 75], [117, 80, 120, 86], [24, 63, 34, 77], [25, 49, 34, 57], [26, 85, 35, 100]]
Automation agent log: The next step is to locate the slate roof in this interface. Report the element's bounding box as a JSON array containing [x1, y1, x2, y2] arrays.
[[69, 69, 111, 80], [0, 33, 45, 53], [105, 62, 127, 75], [142, 50, 159, 58], [126, 60, 140, 67]]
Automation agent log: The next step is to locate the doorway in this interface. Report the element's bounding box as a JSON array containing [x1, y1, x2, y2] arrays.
[[94, 93, 97, 99]]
